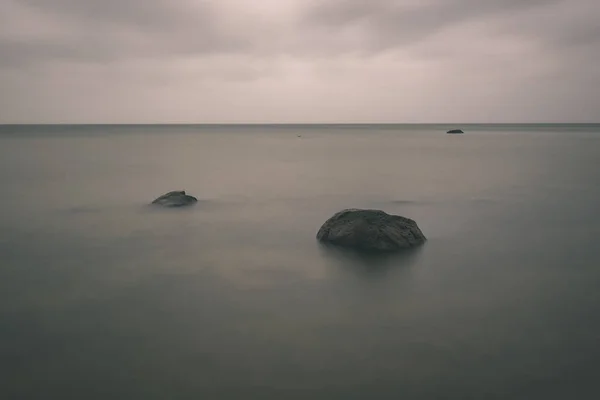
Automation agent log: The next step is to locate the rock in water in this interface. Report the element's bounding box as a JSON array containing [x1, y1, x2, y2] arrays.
[[447, 129, 464, 134], [151, 190, 198, 207], [317, 209, 426, 252]]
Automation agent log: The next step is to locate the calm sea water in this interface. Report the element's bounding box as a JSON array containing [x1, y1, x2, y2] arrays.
[[1, 124, 599, 399]]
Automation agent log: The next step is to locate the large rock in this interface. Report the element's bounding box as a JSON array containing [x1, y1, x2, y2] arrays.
[[317, 209, 426, 252], [151, 190, 198, 207], [447, 129, 464, 134]]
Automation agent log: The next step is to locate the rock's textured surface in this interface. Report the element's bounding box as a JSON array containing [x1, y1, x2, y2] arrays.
[[151, 190, 198, 207], [316, 209, 426, 252]]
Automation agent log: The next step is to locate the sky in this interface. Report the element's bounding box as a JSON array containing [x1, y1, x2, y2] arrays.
[[0, 0, 598, 123]]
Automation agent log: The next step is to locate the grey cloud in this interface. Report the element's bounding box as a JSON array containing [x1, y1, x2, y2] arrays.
[[17, 0, 206, 31], [0, 41, 77, 68], [560, 24, 600, 49], [4, 0, 597, 67], [502, 1, 600, 52], [302, 0, 565, 53], [1, 0, 249, 67], [0, 0, 598, 123]]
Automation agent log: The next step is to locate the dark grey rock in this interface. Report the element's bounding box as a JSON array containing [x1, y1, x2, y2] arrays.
[[151, 190, 198, 207], [447, 129, 464, 134], [316, 209, 426, 252]]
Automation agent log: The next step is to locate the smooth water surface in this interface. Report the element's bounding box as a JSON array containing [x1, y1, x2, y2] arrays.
[[1, 124, 599, 399]]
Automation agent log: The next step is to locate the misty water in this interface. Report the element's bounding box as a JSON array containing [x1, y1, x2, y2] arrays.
[[1, 124, 599, 399]]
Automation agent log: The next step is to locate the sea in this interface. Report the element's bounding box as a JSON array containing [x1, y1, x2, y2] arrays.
[[1, 124, 599, 399]]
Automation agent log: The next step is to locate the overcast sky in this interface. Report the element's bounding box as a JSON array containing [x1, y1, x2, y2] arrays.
[[0, 0, 598, 123]]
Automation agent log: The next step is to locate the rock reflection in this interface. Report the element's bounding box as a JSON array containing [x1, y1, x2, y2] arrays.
[[318, 243, 424, 277]]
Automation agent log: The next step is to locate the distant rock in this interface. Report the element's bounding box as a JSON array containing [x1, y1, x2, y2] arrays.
[[316, 209, 426, 252], [151, 190, 198, 207], [447, 129, 464, 134]]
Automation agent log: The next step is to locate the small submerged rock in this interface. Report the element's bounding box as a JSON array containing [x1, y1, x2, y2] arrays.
[[447, 129, 464, 134], [151, 190, 198, 207], [317, 209, 426, 252]]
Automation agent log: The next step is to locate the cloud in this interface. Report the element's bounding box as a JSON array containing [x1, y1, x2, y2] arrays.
[[0, 0, 251, 67], [301, 0, 564, 54], [17, 0, 200, 28], [0, 0, 598, 122], [2, 0, 598, 64]]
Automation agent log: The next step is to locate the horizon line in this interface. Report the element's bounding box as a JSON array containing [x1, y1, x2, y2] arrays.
[[1, 122, 599, 126]]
